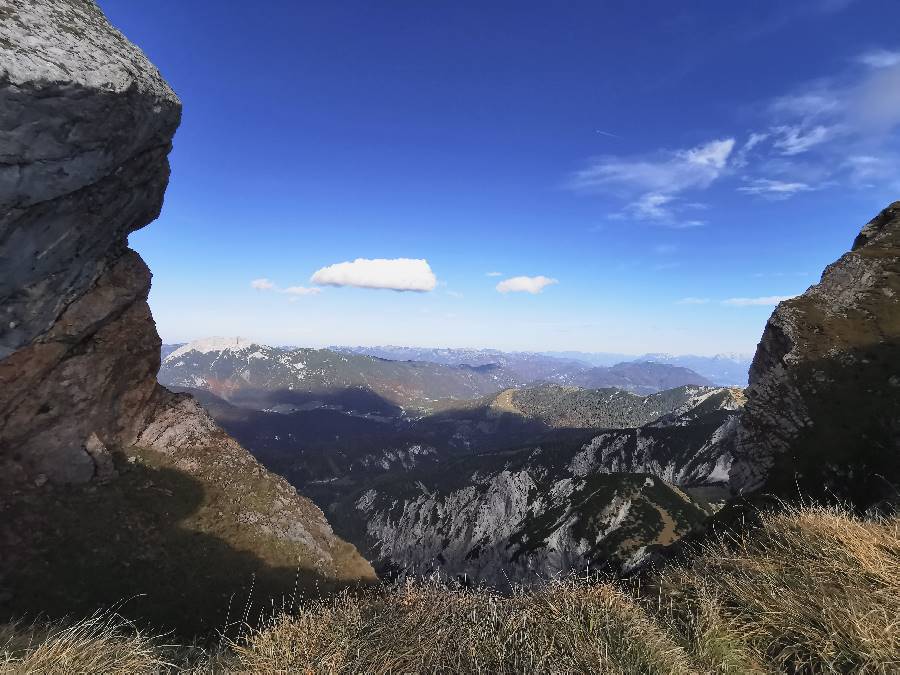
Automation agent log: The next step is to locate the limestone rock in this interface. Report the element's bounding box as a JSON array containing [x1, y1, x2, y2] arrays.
[[0, 0, 375, 631], [0, 0, 179, 484], [731, 202, 900, 505]]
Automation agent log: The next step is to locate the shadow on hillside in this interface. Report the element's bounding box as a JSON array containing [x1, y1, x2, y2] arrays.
[[229, 386, 404, 417], [749, 341, 900, 508], [0, 455, 357, 639], [167, 385, 556, 483]]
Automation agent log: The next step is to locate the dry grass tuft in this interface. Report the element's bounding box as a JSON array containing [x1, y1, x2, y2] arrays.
[[0, 612, 171, 674], [1, 504, 897, 673], [233, 579, 697, 674], [657, 504, 900, 673]]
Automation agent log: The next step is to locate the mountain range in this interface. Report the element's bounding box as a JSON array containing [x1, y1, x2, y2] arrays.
[[4, 0, 899, 652], [337, 345, 751, 386], [159, 340, 716, 410]]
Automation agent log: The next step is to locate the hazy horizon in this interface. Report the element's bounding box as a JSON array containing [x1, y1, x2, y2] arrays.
[[159, 335, 754, 360]]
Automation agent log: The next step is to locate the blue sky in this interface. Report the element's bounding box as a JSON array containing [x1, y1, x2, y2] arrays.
[[101, 0, 900, 355]]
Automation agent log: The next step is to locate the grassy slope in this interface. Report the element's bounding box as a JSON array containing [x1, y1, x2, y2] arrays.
[[0, 446, 372, 637], [3, 505, 897, 673]]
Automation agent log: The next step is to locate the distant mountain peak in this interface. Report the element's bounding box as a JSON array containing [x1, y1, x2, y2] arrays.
[[165, 336, 262, 361]]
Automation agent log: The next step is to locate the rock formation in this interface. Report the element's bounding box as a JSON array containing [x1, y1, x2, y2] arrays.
[[0, 0, 373, 632], [732, 202, 900, 507]]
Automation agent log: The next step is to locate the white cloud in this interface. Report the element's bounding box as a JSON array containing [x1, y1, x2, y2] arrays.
[[675, 297, 710, 305], [446, 290, 464, 298], [770, 92, 840, 119], [629, 193, 674, 219], [496, 276, 558, 294], [250, 278, 275, 290], [737, 178, 815, 199], [620, 196, 706, 228], [283, 286, 321, 296], [310, 258, 437, 292], [570, 138, 736, 197], [571, 139, 735, 227], [733, 132, 770, 167], [722, 295, 796, 306], [485, 271, 504, 277], [772, 124, 833, 155], [858, 49, 900, 69]]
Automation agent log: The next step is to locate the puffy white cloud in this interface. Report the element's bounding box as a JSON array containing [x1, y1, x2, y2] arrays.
[[250, 278, 275, 290], [722, 295, 796, 306], [496, 276, 558, 294], [310, 258, 437, 292], [283, 286, 321, 296]]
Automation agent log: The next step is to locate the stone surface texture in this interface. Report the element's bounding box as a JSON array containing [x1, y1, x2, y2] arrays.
[[0, 0, 374, 619], [0, 0, 179, 483], [731, 202, 900, 505]]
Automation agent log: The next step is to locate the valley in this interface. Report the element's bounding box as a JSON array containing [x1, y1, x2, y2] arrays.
[[159, 342, 743, 581]]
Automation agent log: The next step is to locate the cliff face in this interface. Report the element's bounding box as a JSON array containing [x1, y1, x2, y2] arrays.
[[732, 202, 900, 506], [0, 0, 373, 632], [333, 389, 740, 584], [0, 0, 179, 484]]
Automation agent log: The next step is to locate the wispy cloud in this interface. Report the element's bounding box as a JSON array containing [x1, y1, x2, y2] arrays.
[[250, 278, 321, 298], [722, 295, 796, 306], [446, 290, 464, 298], [496, 276, 558, 294], [283, 286, 321, 296], [310, 258, 437, 292], [485, 271, 504, 277], [772, 124, 833, 155], [571, 139, 736, 227], [858, 49, 900, 69], [675, 297, 710, 305], [733, 132, 770, 167], [571, 138, 735, 197], [737, 178, 816, 199]]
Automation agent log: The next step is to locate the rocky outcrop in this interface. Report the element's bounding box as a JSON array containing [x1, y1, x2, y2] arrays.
[[731, 202, 900, 506], [338, 389, 740, 585], [0, 0, 179, 485], [352, 459, 709, 585], [0, 0, 374, 631]]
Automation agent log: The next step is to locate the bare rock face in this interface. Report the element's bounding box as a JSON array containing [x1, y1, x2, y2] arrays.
[[0, 0, 180, 484], [731, 202, 900, 506], [0, 0, 374, 631]]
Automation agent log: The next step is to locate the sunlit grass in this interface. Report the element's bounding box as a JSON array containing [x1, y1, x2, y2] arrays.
[[2, 504, 898, 673]]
